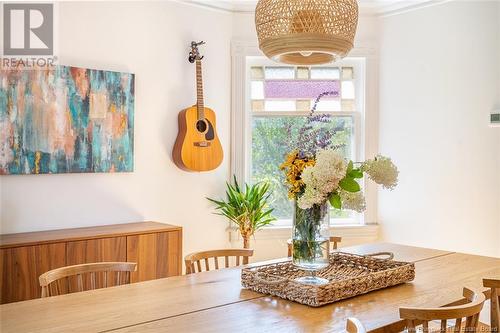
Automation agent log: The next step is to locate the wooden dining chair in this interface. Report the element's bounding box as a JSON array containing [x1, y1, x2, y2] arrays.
[[484, 278, 500, 332], [346, 317, 366, 333], [287, 236, 342, 257], [399, 288, 486, 332], [39, 262, 137, 298], [184, 249, 254, 274]]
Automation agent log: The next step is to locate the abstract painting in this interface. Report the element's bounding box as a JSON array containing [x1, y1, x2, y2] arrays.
[[0, 65, 134, 175]]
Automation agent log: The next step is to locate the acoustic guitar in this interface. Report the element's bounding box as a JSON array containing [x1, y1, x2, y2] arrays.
[[173, 41, 223, 172]]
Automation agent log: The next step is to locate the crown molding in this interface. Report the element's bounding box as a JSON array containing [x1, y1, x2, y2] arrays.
[[179, 0, 252, 14], [181, 0, 454, 16], [377, 0, 452, 17]]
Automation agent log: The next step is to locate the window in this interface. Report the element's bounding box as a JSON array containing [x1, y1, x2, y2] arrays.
[[244, 56, 366, 226]]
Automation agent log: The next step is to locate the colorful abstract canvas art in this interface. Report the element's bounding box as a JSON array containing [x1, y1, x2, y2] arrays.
[[0, 65, 134, 175]]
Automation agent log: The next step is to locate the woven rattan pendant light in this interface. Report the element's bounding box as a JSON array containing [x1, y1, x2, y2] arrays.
[[255, 0, 359, 65]]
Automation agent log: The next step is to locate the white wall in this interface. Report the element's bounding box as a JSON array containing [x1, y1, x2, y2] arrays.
[[378, 1, 500, 257], [0, 1, 233, 257]]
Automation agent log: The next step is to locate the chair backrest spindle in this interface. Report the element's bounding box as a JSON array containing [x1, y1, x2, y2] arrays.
[[55, 280, 60, 296], [103, 271, 108, 288], [90, 272, 96, 290], [77, 273, 83, 292], [204, 258, 210, 271]]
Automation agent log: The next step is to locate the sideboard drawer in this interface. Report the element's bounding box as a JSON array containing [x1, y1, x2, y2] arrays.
[[127, 231, 182, 282]]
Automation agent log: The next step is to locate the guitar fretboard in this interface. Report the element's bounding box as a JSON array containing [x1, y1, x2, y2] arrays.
[[196, 60, 204, 120]]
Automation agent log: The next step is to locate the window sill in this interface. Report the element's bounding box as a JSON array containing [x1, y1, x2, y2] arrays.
[[228, 224, 379, 242]]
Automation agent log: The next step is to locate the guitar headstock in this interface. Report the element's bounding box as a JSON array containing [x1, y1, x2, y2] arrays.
[[188, 41, 205, 63]]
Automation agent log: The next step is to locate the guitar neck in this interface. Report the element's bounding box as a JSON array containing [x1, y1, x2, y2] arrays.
[[196, 60, 204, 120]]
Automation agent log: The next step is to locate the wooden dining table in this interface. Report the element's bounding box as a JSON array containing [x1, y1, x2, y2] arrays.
[[1, 242, 499, 333]]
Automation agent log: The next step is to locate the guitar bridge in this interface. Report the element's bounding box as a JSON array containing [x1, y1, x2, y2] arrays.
[[194, 141, 211, 147]]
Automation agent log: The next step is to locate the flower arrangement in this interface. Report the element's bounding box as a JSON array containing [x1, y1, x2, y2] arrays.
[[279, 93, 399, 283], [281, 150, 399, 212]]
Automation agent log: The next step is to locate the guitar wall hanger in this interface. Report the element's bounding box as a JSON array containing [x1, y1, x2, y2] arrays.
[[188, 41, 205, 63]]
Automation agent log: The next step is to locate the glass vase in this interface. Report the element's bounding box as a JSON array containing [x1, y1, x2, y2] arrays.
[[291, 200, 330, 285]]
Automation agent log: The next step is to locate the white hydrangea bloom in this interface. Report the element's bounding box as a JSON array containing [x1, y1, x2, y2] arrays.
[[362, 155, 399, 190], [300, 166, 315, 187], [301, 149, 347, 195], [314, 149, 348, 192], [297, 186, 325, 209], [339, 190, 366, 213], [297, 149, 348, 209]]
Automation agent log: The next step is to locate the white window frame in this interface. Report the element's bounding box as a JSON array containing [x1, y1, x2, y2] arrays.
[[230, 40, 380, 228]]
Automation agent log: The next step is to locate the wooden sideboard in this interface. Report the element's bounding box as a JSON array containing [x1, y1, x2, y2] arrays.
[[0, 221, 182, 304]]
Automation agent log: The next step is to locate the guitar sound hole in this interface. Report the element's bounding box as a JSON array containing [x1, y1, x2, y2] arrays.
[[196, 120, 207, 133]]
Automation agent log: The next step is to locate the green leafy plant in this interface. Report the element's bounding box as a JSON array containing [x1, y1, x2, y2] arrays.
[[329, 160, 363, 209], [207, 176, 276, 248]]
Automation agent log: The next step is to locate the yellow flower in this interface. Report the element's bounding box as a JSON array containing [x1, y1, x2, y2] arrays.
[[280, 151, 315, 199], [280, 150, 298, 170]]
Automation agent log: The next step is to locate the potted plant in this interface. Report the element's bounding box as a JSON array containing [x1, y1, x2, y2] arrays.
[[207, 176, 276, 249]]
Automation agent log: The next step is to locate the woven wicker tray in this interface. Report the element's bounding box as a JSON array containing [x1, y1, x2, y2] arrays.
[[241, 252, 415, 307]]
